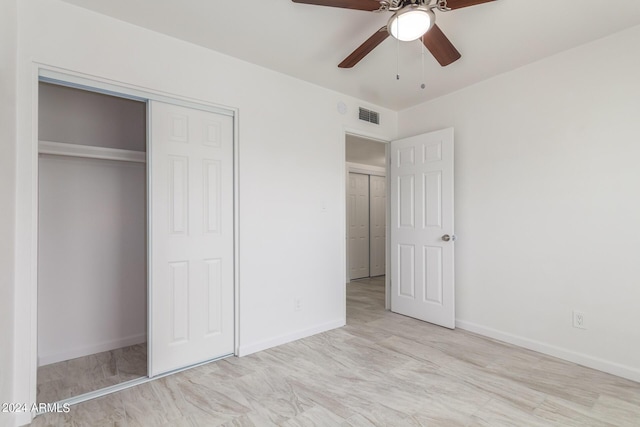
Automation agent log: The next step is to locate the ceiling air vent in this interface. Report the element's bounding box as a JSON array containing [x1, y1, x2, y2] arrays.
[[359, 107, 380, 125]]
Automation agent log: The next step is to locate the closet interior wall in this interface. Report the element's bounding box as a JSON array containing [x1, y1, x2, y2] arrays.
[[37, 82, 147, 367]]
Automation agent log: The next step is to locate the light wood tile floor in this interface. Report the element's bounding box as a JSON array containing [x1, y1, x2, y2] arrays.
[[31, 276, 640, 426], [37, 343, 147, 403]]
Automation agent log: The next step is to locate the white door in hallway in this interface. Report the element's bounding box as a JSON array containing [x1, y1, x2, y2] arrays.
[[348, 172, 370, 279], [149, 101, 234, 376], [390, 128, 455, 328], [369, 175, 386, 277]]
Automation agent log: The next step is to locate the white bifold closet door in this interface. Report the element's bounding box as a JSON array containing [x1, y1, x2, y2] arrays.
[[348, 173, 370, 280], [150, 101, 234, 376], [348, 172, 387, 280], [369, 175, 386, 277]]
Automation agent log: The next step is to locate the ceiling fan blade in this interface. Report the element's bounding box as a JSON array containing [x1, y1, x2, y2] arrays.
[[444, 0, 496, 10], [292, 0, 381, 11], [339, 27, 389, 68], [422, 24, 461, 67]]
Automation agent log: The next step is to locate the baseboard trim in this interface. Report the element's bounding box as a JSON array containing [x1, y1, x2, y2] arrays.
[[456, 319, 640, 383], [38, 333, 147, 366], [238, 319, 345, 357]]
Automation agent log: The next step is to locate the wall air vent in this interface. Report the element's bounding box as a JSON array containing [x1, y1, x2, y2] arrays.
[[358, 107, 380, 125]]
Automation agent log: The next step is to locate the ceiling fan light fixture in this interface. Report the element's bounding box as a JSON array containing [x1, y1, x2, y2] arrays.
[[388, 6, 435, 42]]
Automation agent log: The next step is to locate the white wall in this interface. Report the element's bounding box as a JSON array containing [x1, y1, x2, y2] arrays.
[[10, 1, 397, 423], [345, 135, 386, 167], [399, 25, 640, 381], [0, 0, 17, 425]]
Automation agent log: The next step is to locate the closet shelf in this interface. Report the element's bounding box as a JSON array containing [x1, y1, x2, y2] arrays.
[[39, 140, 146, 163]]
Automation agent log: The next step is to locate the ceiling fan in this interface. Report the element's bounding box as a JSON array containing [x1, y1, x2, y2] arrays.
[[292, 0, 496, 68]]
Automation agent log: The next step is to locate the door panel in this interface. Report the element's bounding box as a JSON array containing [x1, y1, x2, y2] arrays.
[[150, 101, 234, 376], [390, 128, 455, 328], [348, 173, 370, 279], [398, 175, 415, 228], [370, 175, 386, 277]]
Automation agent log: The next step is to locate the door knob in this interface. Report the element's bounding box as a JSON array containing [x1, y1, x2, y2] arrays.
[[442, 234, 456, 242]]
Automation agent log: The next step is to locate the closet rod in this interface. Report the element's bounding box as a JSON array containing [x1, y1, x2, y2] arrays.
[[38, 140, 146, 163]]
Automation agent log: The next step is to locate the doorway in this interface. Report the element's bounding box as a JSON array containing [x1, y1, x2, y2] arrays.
[[345, 135, 387, 282], [344, 128, 455, 328]]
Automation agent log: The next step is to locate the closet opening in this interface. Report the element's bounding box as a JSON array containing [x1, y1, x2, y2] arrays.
[[36, 82, 148, 403]]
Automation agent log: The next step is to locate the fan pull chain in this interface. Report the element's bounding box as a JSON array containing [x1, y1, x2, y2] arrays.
[[421, 35, 426, 89], [396, 19, 400, 80]]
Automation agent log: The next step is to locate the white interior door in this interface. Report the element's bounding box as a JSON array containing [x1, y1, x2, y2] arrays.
[[390, 128, 455, 328], [370, 175, 386, 277], [348, 173, 370, 280], [150, 101, 234, 376]]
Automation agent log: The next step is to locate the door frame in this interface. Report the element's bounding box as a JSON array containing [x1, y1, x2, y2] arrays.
[[343, 130, 391, 310], [17, 64, 240, 422]]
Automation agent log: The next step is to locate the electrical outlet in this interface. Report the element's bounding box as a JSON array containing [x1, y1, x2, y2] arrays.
[[573, 311, 586, 329], [294, 297, 302, 312]]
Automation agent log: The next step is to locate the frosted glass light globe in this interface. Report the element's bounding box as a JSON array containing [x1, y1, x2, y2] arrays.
[[388, 7, 434, 42]]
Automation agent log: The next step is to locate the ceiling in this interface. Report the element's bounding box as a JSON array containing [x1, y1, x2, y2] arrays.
[[59, 0, 640, 111]]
